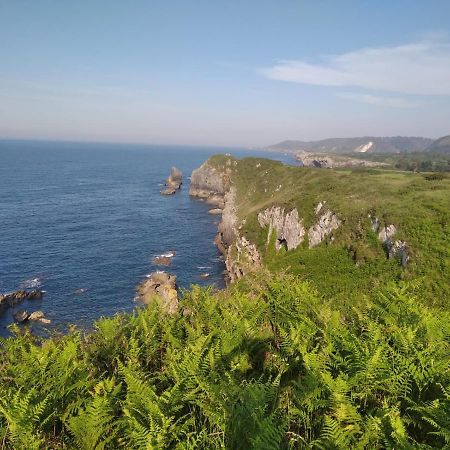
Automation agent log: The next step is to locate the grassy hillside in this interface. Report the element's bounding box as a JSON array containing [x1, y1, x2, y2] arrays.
[[208, 155, 449, 305], [1, 275, 449, 449]]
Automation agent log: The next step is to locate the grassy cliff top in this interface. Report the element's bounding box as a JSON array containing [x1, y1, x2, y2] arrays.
[[208, 155, 450, 305]]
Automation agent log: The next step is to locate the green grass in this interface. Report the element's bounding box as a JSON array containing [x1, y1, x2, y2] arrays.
[[208, 155, 450, 305]]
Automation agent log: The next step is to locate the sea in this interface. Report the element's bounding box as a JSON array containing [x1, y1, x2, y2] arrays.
[[0, 140, 294, 336]]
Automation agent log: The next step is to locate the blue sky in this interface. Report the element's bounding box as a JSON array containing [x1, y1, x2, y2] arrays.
[[1, 0, 449, 146]]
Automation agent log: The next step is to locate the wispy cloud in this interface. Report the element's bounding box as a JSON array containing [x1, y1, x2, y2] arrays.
[[337, 92, 417, 108], [260, 37, 450, 96]]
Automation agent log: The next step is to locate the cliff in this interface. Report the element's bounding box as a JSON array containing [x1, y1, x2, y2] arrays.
[[189, 155, 449, 304]]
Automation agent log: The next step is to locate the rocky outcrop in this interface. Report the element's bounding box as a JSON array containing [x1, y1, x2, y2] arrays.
[[225, 236, 262, 281], [0, 290, 44, 314], [189, 161, 230, 208], [296, 151, 385, 169], [308, 208, 341, 248], [369, 215, 409, 266], [13, 309, 50, 324], [136, 272, 178, 314], [258, 206, 305, 251], [161, 167, 182, 195], [190, 161, 262, 282]]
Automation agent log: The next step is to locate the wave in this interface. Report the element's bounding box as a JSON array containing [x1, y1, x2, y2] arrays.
[[19, 277, 42, 289]]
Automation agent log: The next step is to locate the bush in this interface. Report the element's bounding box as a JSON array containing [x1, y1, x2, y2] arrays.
[[0, 274, 449, 449]]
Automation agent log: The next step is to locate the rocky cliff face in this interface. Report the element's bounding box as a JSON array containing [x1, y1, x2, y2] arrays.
[[370, 215, 409, 266], [258, 206, 305, 250], [190, 160, 261, 282], [189, 161, 230, 208], [308, 205, 342, 248]]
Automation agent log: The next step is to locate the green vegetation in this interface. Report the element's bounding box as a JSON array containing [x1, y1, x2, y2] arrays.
[[1, 274, 450, 449], [208, 155, 449, 306], [1, 155, 449, 449], [348, 152, 450, 173]]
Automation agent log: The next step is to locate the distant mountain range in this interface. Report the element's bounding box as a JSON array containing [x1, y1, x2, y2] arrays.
[[266, 136, 435, 154], [426, 135, 450, 154]]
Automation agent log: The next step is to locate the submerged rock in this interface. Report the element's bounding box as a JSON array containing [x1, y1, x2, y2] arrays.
[[153, 255, 172, 266], [137, 272, 178, 314]]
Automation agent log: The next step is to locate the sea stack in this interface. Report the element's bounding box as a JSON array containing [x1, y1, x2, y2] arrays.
[[161, 167, 182, 195], [136, 272, 178, 314]]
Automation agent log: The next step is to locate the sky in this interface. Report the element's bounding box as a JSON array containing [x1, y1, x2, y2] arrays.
[[1, 0, 450, 147]]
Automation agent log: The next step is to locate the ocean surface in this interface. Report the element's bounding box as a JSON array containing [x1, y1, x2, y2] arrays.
[[0, 140, 294, 336]]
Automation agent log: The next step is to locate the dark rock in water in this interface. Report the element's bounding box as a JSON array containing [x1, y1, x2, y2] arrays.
[[0, 290, 44, 314], [136, 272, 178, 314], [153, 255, 172, 266], [161, 167, 182, 195], [199, 272, 210, 279], [13, 310, 29, 323]]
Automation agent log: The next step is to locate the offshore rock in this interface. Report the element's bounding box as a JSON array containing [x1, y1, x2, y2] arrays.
[[308, 208, 341, 248], [137, 272, 178, 314], [258, 206, 305, 251], [0, 290, 44, 314], [161, 167, 182, 195], [13, 310, 29, 323]]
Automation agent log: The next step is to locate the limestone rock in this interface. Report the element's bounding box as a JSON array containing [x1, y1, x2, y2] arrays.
[[137, 272, 178, 314], [189, 161, 230, 206], [258, 206, 305, 251], [161, 167, 182, 195], [308, 209, 341, 248], [369, 215, 409, 266]]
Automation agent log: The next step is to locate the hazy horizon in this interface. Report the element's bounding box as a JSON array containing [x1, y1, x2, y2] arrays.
[[1, 1, 450, 147]]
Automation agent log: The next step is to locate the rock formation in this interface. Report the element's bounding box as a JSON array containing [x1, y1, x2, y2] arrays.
[[0, 290, 44, 314], [189, 161, 230, 208], [190, 160, 262, 282], [161, 167, 182, 195], [308, 207, 341, 248], [369, 215, 409, 266], [258, 206, 305, 251], [136, 272, 178, 314], [296, 151, 385, 169], [12, 309, 50, 324]]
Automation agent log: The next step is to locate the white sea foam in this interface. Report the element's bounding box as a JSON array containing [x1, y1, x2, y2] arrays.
[[19, 277, 42, 289], [198, 266, 212, 269]]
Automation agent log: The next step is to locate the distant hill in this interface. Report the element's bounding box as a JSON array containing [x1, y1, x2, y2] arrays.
[[426, 135, 450, 154], [267, 136, 433, 154]]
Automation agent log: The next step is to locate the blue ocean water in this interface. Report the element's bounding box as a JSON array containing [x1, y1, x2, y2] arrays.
[[0, 140, 294, 335]]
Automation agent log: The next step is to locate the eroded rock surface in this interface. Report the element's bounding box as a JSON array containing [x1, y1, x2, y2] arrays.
[[308, 209, 341, 248], [161, 167, 182, 195], [137, 272, 178, 314], [0, 290, 44, 314], [258, 206, 305, 251], [369, 215, 409, 266], [189, 161, 230, 208]]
